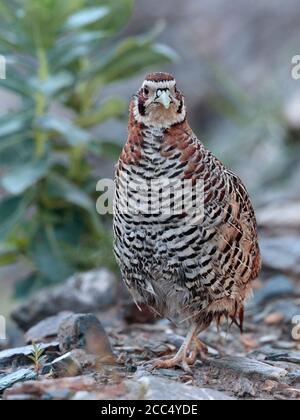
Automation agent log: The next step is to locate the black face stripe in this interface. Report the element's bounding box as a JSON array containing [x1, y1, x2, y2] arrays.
[[138, 99, 146, 116], [177, 98, 183, 114]]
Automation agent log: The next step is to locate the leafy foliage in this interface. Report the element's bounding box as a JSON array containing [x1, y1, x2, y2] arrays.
[[28, 342, 46, 378], [0, 0, 177, 295]]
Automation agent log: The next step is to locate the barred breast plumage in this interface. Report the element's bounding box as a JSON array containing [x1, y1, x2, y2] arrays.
[[113, 72, 261, 371]]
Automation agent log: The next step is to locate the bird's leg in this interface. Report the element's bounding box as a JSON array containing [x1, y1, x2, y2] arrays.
[[151, 324, 198, 373], [186, 337, 208, 365]]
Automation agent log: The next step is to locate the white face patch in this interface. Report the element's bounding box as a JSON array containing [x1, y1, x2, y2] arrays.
[[133, 80, 186, 129], [142, 79, 176, 90]]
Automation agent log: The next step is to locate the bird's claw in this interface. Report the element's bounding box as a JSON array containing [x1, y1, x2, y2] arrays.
[[150, 355, 193, 373], [147, 338, 208, 373]]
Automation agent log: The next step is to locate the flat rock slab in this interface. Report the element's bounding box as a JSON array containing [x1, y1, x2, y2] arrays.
[[3, 375, 97, 400], [0, 342, 59, 369], [12, 269, 117, 330], [266, 353, 300, 365], [129, 376, 235, 400], [212, 356, 288, 380], [0, 369, 36, 393], [25, 312, 73, 343]]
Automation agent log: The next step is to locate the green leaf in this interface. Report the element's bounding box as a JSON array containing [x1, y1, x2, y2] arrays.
[[0, 196, 29, 240], [0, 65, 33, 98], [36, 114, 92, 146], [0, 137, 35, 167], [1, 159, 50, 195], [65, 6, 109, 30], [53, 217, 84, 246], [87, 0, 134, 34], [29, 228, 74, 284], [88, 37, 178, 84], [46, 173, 95, 214], [21, 0, 86, 49], [89, 139, 123, 160], [49, 31, 106, 70], [0, 243, 19, 265], [0, 111, 32, 139], [77, 97, 126, 128], [30, 72, 75, 97], [14, 273, 43, 298], [0, 19, 26, 51]]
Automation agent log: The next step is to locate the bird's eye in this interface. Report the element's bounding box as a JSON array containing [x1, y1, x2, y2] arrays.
[[143, 87, 149, 96]]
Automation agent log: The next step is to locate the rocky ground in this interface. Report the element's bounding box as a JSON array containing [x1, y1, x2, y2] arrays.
[[1, 1, 300, 401], [1, 217, 300, 401]]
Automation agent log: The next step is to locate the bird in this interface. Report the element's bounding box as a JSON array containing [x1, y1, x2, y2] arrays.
[[113, 72, 261, 371]]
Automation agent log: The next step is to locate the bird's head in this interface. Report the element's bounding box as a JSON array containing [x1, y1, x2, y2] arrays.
[[132, 72, 186, 129]]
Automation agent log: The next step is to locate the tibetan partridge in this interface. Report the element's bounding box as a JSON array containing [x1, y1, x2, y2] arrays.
[[113, 72, 261, 371]]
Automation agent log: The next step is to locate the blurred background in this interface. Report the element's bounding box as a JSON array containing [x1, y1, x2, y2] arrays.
[[0, 0, 300, 336]]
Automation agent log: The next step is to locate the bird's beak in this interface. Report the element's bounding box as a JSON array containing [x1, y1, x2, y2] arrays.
[[156, 90, 171, 109]]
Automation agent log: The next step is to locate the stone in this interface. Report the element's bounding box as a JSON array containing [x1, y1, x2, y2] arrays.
[[260, 237, 300, 277], [0, 369, 37, 393], [128, 376, 235, 400], [276, 341, 298, 350], [0, 342, 59, 369], [288, 372, 300, 384], [212, 356, 288, 380], [257, 200, 300, 229], [5, 393, 37, 401], [265, 353, 300, 365], [259, 334, 280, 345], [43, 352, 82, 378], [72, 391, 98, 400], [264, 312, 284, 325], [42, 349, 106, 376], [25, 312, 73, 344], [261, 380, 279, 393], [249, 276, 294, 309], [57, 314, 114, 362], [232, 377, 256, 398], [42, 389, 73, 400], [12, 269, 117, 330], [3, 375, 97, 399], [254, 301, 300, 324]]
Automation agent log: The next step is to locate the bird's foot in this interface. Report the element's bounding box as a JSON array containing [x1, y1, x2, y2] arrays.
[[186, 338, 208, 365], [151, 352, 194, 373], [150, 338, 208, 372]]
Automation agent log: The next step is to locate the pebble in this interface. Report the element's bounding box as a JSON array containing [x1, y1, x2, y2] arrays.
[[42, 352, 82, 378], [259, 335, 280, 345], [264, 313, 284, 325]]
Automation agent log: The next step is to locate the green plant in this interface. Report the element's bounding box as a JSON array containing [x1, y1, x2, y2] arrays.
[[0, 0, 177, 296], [28, 342, 46, 377]]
